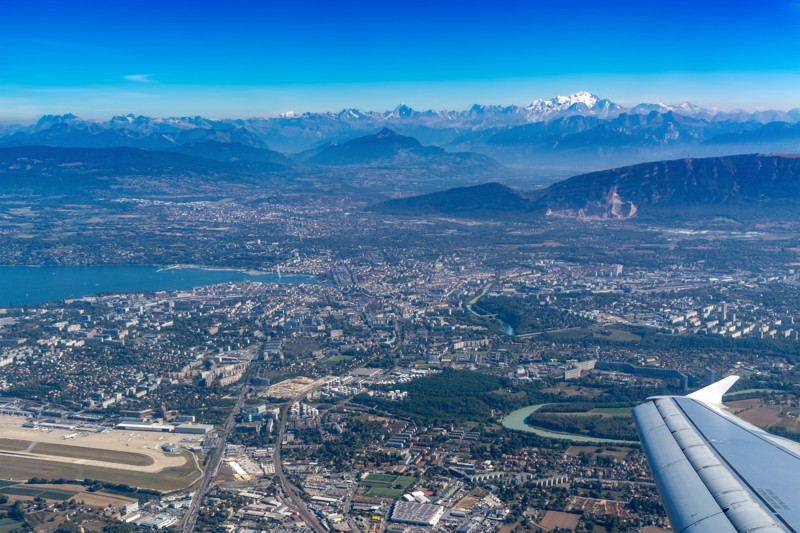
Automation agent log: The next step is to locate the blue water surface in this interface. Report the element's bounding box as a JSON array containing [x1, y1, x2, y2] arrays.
[[0, 265, 315, 306]]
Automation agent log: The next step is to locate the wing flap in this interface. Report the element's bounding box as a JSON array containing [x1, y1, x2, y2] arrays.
[[634, 396, 788, 532], [634, 401, 738, 532]]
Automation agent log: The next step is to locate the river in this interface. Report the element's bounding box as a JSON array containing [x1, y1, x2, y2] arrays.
[[0, 265, 318, 306], [501, 404, 638, 444]]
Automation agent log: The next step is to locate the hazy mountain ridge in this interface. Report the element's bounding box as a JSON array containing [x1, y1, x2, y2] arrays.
[[371, 182, 535, 218], [165, 141, 293, 166], [370, 154, 800, 221], [704, 121, 800, 145], [3, 93, 800, 173], [0, 120, 267, 152], [5, 92, 800, 155], [308, 128, 426, 165], [0, 134, 503, 197], [305, 128, 500, 172], [484, 111, 766, 151], [539, 154, 800, 213], [0, 145, 290, 195]]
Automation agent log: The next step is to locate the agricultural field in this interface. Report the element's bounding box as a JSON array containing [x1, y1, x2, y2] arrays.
[[727, 397, 800, 434], [76, 490, 139, 508], [0, 480, 137, 508], [564, 446, 632, 461], [724, 388, 785, 398], [0, 518, 25, 533], [0, 483, 78, 501], [539, 510, 581, 531], [589, 407, 633, 416]]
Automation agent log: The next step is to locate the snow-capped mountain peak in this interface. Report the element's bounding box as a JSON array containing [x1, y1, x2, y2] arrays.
[[336, 108, 367, 120], [524, 91, 623, 120], [557, 91, 599, 107], [529, 91, 600, 110], [389, 104, 416, 118], [34, 113, 84, 130]]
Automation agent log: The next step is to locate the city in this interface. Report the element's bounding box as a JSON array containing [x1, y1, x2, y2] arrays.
[[2, 1, 800, 531], [0, 191, 798, 531]]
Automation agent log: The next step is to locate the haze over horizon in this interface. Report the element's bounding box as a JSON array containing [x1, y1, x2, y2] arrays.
[[4, 84, 800, 125], [2, 0, 799, 121]]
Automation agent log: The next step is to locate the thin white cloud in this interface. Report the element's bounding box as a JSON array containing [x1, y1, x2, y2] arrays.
[[122, 74, 155, 83]]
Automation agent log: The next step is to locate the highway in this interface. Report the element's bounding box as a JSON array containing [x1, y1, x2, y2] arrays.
[[180, 362, 254, 533]]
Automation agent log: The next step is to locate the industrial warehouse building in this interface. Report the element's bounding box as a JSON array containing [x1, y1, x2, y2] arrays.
[[115, 422, 214, 434], [390, 501, 445, 527]]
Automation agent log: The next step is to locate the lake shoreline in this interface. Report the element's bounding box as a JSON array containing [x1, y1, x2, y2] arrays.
[[0, 263, 302, 277], [0, 265, 318, 307]]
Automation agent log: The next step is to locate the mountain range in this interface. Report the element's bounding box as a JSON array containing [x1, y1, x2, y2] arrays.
[[0, 127, 505, 196], [0, 145, 287, 195], [4, 141, 799, 223], [372, 154, 800, 221], [3, 92, 800, 172], [303, 128, 499, 171]]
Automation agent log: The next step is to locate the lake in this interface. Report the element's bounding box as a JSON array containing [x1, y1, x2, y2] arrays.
[[0, 265, 317, 306]]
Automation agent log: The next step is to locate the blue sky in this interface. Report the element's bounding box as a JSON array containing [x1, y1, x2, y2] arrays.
[[1, 0, 799, 121]]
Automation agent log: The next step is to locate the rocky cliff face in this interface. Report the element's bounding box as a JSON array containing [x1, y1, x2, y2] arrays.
[[545, 186, 638, 220], [533, 154, 800, 218]]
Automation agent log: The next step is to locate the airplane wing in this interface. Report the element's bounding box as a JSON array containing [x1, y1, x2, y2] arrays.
[[633, 376, 800, 532]]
